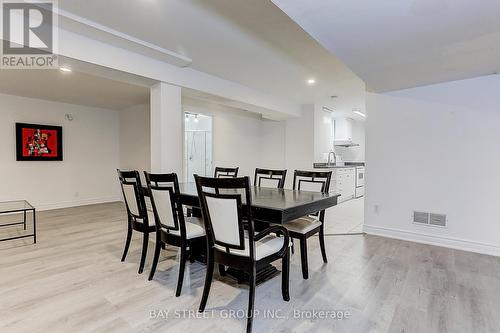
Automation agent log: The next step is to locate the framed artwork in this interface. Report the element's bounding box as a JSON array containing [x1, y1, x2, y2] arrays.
[[16, 123, 63, 161]]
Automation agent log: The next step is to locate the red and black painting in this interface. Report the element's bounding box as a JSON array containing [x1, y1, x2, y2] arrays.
[[16, 123, 63, 161]]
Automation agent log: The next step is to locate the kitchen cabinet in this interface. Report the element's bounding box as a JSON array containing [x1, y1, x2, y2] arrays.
[[313, 167, 357, 203], [336, 168, 356, 202]]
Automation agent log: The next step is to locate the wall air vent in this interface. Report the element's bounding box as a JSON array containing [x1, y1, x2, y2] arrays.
[[413, 211, 429, 224], [429, 213, 447, 227]]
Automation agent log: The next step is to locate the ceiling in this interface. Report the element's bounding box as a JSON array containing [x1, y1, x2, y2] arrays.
[[57, 0, 364, 107], [0, 57, 293, 116], [0, 68, 150, 110], [272, 0, 500, 92]]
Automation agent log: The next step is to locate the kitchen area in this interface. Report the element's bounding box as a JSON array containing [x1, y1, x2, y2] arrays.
[[313, 110, 366, 235]]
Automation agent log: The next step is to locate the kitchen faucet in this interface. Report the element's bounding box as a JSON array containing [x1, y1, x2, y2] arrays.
[[327, 151, 337, 166]]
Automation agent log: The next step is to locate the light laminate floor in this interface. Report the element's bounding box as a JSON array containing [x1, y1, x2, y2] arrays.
[[324, 198, 364, 234], [1, 202, 500, 333]]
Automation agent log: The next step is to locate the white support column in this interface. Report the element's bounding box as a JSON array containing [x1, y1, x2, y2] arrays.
[[150, 82, 183, 175]]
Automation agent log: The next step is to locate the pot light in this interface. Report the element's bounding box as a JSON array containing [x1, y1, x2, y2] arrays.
[[59, 66, 72, 73], [307, 78, 316, 85], [353, 110, 366, 118]]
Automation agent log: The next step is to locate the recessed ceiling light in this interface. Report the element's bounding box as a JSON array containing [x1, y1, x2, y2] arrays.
[[307, 78, 316, 85], [353, 110, 366, 118], [59, 67, 72, 72]]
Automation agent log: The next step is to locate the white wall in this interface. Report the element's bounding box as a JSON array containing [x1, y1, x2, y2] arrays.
[[213, 109, 263, 178], [364, 74, 500, 256], [314, 105, 334, 162], [0, 93, 121, 210], [284, 105, 315, 187], [260, 119, 286, 169], [119, 104, 151, 179]]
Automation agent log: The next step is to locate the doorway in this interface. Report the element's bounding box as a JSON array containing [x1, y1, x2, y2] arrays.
[[184, 112, 213, 182]]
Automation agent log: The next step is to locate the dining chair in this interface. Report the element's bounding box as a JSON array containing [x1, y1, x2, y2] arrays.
[[117, 169, 156, 274], [194, 175, 290, 333], [285, 170, 332, 279], [214, 166, 239, 178], [144, 172, 206, 296], [254, 168, 287, 189]]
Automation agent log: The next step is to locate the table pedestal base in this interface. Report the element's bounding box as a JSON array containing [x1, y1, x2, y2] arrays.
[[226, 264, 280, 285]]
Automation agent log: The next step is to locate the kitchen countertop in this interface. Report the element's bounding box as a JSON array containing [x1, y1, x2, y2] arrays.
[[313, 162, 365, 169]]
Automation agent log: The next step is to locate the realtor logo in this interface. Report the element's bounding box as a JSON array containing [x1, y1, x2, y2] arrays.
[[1, 0, 58, 68]]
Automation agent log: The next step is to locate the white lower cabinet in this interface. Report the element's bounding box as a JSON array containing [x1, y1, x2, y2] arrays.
[[315, 167, 357, 203], [337, 168, 356, 202]]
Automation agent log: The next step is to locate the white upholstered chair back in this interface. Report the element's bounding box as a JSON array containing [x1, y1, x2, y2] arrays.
[[117, 170, 146, 219], [149, 185, 177, 229], [144, 173, 183, 231], [214, 167, 239, 178], [195, 175, 253, 252], [205, 195, 242, 247], [254, 169, 287, 189], [122, 183, 140, 215], [293, 171, 332, 193]]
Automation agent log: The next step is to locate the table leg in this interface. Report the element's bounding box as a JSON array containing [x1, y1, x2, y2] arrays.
[[33, 209, 36, 244], [23, 210, 26, 230]]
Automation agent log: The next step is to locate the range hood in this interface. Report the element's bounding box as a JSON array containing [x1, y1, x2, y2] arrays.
[[334, 140, 360, 147]]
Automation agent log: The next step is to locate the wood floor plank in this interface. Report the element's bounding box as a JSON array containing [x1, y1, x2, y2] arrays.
[[1, 202, 499, 332]]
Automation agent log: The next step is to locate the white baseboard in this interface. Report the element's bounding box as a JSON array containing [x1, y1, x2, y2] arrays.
[[34, 197, 122, 211], [363, 224, 500, 257]]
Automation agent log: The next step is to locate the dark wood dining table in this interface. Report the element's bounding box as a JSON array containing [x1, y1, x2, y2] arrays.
[[142, 182, 340, 283]]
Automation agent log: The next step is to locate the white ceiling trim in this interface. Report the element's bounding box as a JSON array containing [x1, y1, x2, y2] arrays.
[[58, 27, 301, 119], [55, 8, 192, 67]]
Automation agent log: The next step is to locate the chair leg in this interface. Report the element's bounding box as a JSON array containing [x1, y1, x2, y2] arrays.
[[189, 247, 196, 263], [218, 264, 226, 276], [138, 231, 149, 274], [148, 234, 162, 281], [319, 225, 328, 263], [121, 225, 133, 262], [176, 246, 188, 297], [282, 248, 290, 301], [299, 237, 309, 279], [246, 266, 256, 333], [199, 250, 214, 312]]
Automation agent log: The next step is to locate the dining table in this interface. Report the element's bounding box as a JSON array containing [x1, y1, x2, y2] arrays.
[[142, 182, 340, 283]]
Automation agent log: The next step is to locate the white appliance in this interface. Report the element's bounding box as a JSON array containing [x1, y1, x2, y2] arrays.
[[355, 167, 365, 198]]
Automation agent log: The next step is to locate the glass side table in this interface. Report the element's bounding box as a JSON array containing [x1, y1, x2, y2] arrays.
[[0, 200, 36, 244]]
